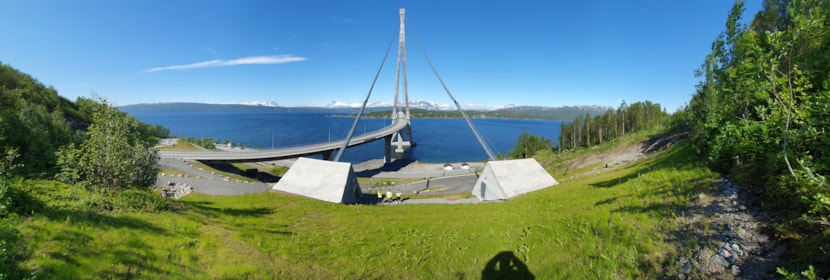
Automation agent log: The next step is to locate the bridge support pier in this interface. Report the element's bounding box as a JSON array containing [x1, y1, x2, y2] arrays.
[[391, 125, 414, 154], [384, 135, 393, 165]]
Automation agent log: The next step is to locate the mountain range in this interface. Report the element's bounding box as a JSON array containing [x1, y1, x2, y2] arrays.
[[119, 101, 612, 120]]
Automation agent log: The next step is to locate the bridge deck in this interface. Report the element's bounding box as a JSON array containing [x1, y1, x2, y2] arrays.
[[159, 117, 409, 162]]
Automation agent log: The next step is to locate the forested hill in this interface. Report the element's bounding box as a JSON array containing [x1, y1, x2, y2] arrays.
[[0, 63, 90, 172], [490, 105, 612, 120], [361, 105, 612, 120], [119, 103, 388, 114], [0, 63, 168, 175]]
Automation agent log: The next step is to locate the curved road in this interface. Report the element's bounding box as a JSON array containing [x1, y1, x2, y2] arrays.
[[157, 158, 271, 195], [157, 157, 482, 199], [159, 116, 409, 162]]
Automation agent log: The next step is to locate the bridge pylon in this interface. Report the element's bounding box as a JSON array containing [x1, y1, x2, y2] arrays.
[[387, 8, 414, 164]]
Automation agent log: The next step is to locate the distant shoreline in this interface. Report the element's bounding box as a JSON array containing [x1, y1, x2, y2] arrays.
[[331, 114, 566, 121], [121, 102, 610, 121]]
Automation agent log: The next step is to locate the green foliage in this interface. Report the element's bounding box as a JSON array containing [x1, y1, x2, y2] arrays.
[[83, 189, 175, 213], [0, 63, 80, 176], [0, 148, 23, 279], [0, 148, 20, 217], [684, 0, 830, 268], [508, 131, 553, 159], [778, 265, 819, 280], [559, 100, 668, 151], [0, 214, 22, 280], [0, 63, 168, 179], [56, 97, 160, 193]]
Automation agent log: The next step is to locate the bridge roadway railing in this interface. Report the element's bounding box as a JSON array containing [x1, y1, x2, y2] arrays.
[[158, 117, 409, 162]]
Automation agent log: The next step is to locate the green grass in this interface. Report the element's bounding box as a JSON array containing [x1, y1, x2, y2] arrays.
[[8, 133, 719, 278], [188, 161, 253, 183], [358, 177, 422, 188], [265, 165, 289, 177], [157, 141, 202, 151], [159, 168, 191, 177]]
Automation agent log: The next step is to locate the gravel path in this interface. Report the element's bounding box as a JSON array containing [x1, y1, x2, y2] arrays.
[[668, 179, 783, 279]]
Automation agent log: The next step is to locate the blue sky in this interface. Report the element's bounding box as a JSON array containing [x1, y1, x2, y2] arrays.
[[0, 1, 761, 111]]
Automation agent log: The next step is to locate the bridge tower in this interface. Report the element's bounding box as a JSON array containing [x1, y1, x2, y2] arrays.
[[386, 8, 414, 164]]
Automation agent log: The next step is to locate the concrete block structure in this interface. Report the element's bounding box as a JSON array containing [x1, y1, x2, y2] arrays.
[[472, 159, 558, 201], [272, 157, 362, 204]]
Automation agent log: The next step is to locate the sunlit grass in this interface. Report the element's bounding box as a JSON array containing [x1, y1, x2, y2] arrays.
[[188, 161, 253, 183], [156, 141, 202, 151], [357, 177, 421, 187], [159, 168, 191, 177], [14, 131, 717, 278]]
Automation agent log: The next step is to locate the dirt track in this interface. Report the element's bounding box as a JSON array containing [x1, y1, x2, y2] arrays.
[[566, 131, 689, 179]]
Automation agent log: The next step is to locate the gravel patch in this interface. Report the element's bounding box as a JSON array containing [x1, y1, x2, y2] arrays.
[[669, 179, 783, 279]]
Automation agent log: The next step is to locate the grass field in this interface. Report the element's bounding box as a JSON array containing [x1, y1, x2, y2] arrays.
[[8, 131, 720, 279]]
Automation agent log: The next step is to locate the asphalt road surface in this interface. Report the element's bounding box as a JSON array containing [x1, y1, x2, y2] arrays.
[[157, 158, 480, 199]]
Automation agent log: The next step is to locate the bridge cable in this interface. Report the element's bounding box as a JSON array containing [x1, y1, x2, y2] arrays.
[[472, 118, 501, 158], [332, 33, 398, 162], [412, 32, 497, 161]]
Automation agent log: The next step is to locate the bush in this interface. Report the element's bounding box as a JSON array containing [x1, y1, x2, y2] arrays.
[[509, 132, 553, 159], [0, 215, 22, 280], [56, 97, 159, 192], [82, 189, 175, 213]]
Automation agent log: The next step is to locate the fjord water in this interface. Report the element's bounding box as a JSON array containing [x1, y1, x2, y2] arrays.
[[133, 112, 562, 163]]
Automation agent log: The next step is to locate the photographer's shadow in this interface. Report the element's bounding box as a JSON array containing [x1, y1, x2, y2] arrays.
[[481, 251, 535, 280]]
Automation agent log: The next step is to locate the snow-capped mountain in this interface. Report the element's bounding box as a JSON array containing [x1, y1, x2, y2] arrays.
[[325, 100, 509, 111], [325, 101, 391, 108], [238, 101, 278, 107]]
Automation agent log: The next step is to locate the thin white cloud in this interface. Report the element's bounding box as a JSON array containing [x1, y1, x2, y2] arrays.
[[143, 55, 306, 73]]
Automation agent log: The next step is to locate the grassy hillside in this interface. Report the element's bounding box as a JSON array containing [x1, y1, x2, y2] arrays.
[[7, 131, 719, 278]]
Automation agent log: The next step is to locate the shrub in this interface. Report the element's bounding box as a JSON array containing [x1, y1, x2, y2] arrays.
[[111, 189, 175, 213]]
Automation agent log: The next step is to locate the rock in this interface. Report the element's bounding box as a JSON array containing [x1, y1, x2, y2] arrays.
[[737, 228, 746, 237], [160, 182, 193, 199], [731, 264, 741, 276], [731, 244, 742, 255], [719, 248, 732, 259], [712, 254, 730, 267], [670, 176, 782, 279]]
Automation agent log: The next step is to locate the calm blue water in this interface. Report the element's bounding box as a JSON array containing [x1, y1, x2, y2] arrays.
[[132, 112, 561, 163]]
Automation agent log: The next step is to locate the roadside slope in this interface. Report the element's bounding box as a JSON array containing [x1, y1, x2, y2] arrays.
[[13, 130, 783, 278]]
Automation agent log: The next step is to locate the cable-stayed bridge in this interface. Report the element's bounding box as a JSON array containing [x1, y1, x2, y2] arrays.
[[158, 113, 410, 163], [159, 8, 495, 164]]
